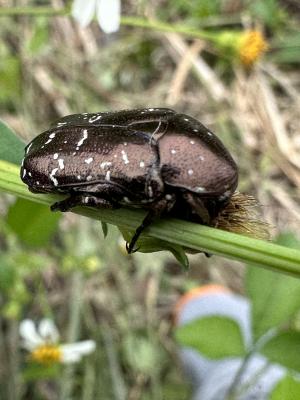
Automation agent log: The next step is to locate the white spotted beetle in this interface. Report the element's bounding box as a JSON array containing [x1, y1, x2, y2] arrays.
[[21, 108, 238, 252]]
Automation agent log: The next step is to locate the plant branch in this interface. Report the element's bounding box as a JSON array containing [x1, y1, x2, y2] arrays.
[[1, 160, 300, 276], [0, 7, 219, 41]]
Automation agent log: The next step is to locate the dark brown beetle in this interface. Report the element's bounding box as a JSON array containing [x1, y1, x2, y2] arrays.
[[20, 108, 238, 252]]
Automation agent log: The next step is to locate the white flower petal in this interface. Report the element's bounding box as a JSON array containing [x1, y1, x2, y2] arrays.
[[61, 352, 82, 364], [97, 0, 121, 34], [72, 0, 97, 27], [19, 319, 44, 350], [61, 340, 96, 363], [38, 319, 60, 343]]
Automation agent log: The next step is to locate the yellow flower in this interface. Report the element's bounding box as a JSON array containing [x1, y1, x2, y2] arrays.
[[238, 30, 268, 67]]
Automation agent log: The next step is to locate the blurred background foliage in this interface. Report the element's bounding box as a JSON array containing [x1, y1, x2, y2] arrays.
[[0, 0, 299, 399]]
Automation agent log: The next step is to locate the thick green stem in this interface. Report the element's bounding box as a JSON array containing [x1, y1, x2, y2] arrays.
[[1, 160, 300, 276]]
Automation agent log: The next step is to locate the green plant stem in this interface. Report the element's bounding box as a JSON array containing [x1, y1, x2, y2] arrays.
[[1, 160, 300, 276], [0, 7, 219, 41]]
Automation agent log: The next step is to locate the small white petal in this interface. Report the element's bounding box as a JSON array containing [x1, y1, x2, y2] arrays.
[[97, 0, 121, 34], [38, 319, 60, 343], [61, 340, 96, 363], [19, 319, 43, 350], [61, 352, 82, 364], [72, 0, 97, 27]]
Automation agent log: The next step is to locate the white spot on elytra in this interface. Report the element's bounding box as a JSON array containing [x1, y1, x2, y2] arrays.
[[64, 140, 68, 144], [190, 140, 195, 145], [85, 157, 93, 164], [148, 108, 154, 111], [26, 143, 32, 154], [199, 155, 204, 161], [139, 161, 145, 168], [84, 197, 89, 204], [87, 175, 92, 181], [196, 186, 205, 193], [207, 131, 213, 136], [188, 169, 194, 175], [36, 181, 40, 185], [165, 194, 172, 200], [100, 161, 112, 169], [53, 153, 59, 160], [58, 159, 65, 169], [45, 139, 52, 145], [22, 169, 26, 178], [184, 118, 189, 121], [124, 142, 127, 146], [148, 186, 153, 197], [193, 129, 198, 132], [105, 170, 111, 181], [77, 175, 81, 180], [88, 115, 102, 123], [171, 149, 176, 154], [121, 150, 129, 164], [28, 172, 32, 177], [77, 129, 88, 147], [114, 154, 117, 158], [50, 168, 59, 186], [49, 133, 56, 139], [123, 196, 130, 203], [73, 152, 76, 155]]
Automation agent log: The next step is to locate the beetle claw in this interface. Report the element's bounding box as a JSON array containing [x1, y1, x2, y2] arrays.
[[126, 241, 140, 254]]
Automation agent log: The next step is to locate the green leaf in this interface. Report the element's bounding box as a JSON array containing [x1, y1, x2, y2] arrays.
[[261, 331, 300, 372], [7, 198, 61, 247], [270, 374, 300, 400], [0, 119, 25, 165], [175, 316, 246, 359], [101, 221, 109, 238], [246, 233, 300, 340], [119, 226, 189, 269]]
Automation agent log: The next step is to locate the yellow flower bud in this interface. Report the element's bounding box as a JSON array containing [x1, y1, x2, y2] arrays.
[[238, 30, 268, 66]]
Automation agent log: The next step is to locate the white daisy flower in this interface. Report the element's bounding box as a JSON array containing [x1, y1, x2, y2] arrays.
[[19, 319, 96, 364], [72, 0, 121, 34]]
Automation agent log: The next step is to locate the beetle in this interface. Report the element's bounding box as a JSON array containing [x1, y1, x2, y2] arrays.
[[20, 108, 238, 253]]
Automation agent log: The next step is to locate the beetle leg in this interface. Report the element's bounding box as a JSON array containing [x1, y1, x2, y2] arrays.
[[126, 194, 176, 254], [183, 192, 211, 225], [51, 194, 117, 212]]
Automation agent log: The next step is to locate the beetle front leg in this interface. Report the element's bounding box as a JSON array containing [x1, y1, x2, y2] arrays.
[[183, 192, 211, 225], [51, 194, 118, 212], [126, 194, 176, 254]]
